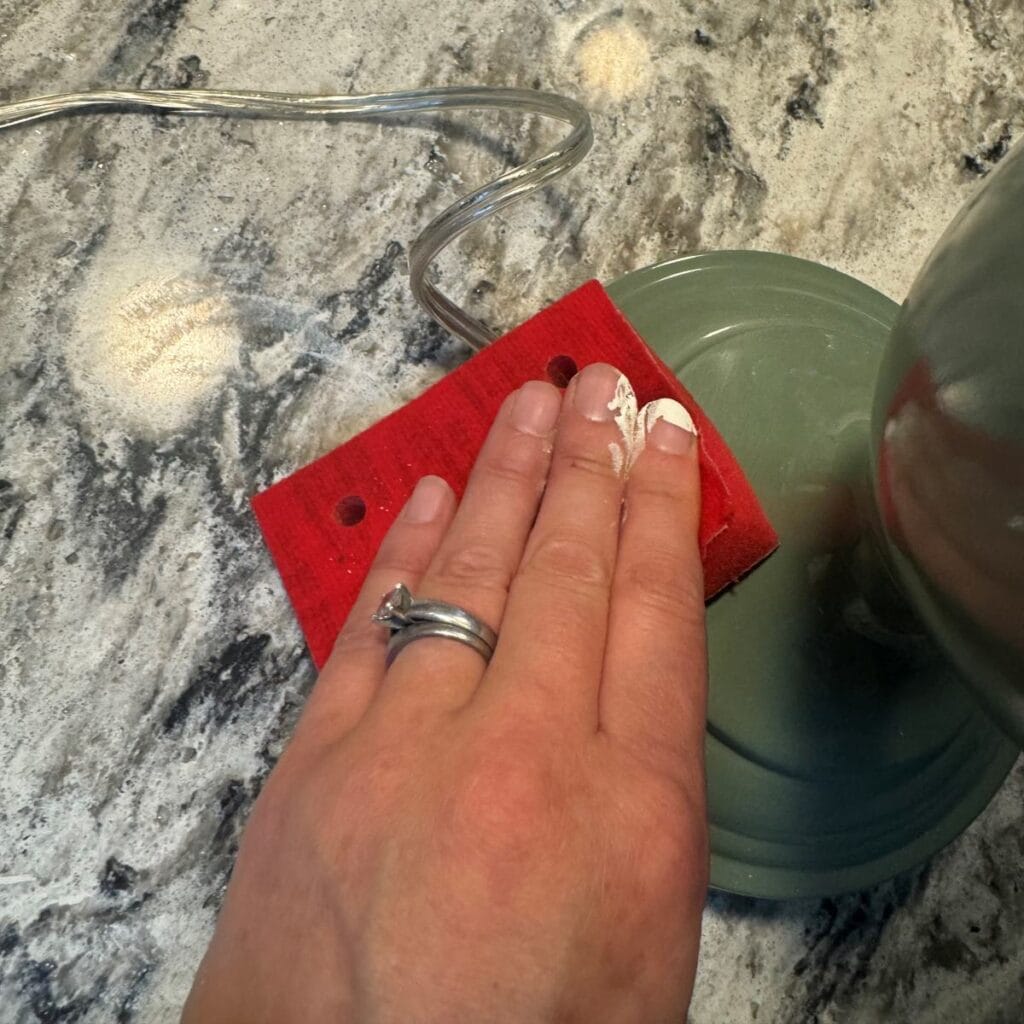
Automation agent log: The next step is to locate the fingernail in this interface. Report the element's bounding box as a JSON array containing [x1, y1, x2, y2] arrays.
[[403, 475, 450, 523], [642, 399, 698, 454], [510, 381, 561, 436], [572, 363, 626, 422]]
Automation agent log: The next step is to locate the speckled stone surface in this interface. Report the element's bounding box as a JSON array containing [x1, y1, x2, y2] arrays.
[[1, 1, 1022, 1021]]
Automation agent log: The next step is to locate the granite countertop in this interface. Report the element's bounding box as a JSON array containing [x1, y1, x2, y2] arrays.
[[2, 1, 1022, 1021]]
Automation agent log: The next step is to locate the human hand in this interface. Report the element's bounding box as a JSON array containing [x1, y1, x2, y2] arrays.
[[182, 362, 709, 1024]]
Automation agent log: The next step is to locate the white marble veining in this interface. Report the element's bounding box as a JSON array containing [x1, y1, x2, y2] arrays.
[[2, 1, 1023, 1021]]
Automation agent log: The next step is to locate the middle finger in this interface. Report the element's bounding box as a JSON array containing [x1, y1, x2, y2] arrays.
[[482, 363, 636, 728]]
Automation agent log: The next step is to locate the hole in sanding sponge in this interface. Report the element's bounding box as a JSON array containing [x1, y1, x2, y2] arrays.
[[546, 354, 578, 388], [335, 495, 367, 527]]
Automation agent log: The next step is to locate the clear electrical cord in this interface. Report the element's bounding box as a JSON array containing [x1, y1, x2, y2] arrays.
[[0, 86, 593, 351]]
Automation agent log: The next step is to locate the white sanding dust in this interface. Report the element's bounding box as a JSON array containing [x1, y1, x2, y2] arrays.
[[638, 397, 697, 444], [607, 372, 638, 475], [69, 272, 241, 434], [607, 378, 697, 475]]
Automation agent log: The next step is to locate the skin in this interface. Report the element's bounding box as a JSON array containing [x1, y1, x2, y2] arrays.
[[182, 362, 709, 1023]]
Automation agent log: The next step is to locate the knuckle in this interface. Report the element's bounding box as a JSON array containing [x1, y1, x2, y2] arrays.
[[627, 472, 689, 505], [523, 532, 614, 593], [432, 540, 513, 592], [618, 554, 704, 622], [479, 440, 545, 490], [559, 446, 618, 482], [372, 550, 428, 586]]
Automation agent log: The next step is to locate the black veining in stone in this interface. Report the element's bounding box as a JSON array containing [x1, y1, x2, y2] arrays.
[[163, 632, 272, 735], [214, 779, 248, 847], [107, 0, 191, 78], [0, 922, 20, 957], [318, 239, 406, 346], [704, 108, 733, 156], [786, 78, 823, 124], [963, 125, 1013, 176], [442, 38, 475, 72], [215, 240, 421, 478], [0, 480, 26, 543], [401, 316, 463, 369], [116, 964, 153, 1024], [99, 857, 139, 897], [19, 957, 93, 1024], [210, 218, 277, 293], [172, 55, 209, 89], [67, 436, 169, 588]]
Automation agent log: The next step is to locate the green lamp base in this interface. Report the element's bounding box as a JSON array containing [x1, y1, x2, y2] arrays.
[[607, 251, 1018, 900]]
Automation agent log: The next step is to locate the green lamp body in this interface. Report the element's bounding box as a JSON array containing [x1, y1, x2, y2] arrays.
[[607, 143, 1023, 898], [872, 144, 1024, 745]]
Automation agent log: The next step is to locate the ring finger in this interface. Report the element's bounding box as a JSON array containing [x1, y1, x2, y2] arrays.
[[379, 380, 563, 711]]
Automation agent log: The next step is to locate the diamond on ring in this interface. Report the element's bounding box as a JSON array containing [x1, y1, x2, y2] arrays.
[[373, 583, 414, 630]]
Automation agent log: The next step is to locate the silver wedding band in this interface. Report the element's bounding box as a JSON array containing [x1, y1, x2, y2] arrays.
[[372, 583, 498, 668]]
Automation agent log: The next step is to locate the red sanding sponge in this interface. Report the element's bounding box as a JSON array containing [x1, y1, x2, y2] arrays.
[[253, 281, 778, 668]]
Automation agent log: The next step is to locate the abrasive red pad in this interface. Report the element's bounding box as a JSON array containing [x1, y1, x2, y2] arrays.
[[253, 281, 778, 668]]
